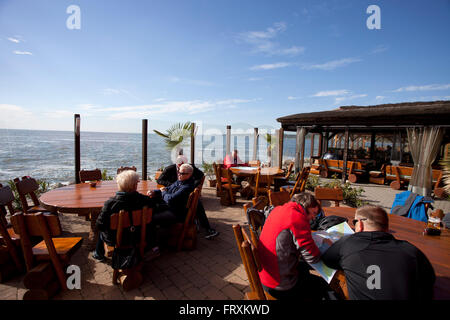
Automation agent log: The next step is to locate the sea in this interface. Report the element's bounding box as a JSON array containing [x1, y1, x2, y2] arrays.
[[0, 129, 316, 186]]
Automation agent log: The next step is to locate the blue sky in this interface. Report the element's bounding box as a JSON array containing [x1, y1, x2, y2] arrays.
[[1, 0, 449, 133]]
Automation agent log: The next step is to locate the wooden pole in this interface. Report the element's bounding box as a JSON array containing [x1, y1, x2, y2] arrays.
[[278, 128, 284, 169], [295, 127, 306, 173], [310, 133, 315, 160], [253, 128, 259, 161], [244, 135, 249, 163], [226, 125, 231, 155], [190, 122, 195, 165], [142, 119, 148, 181], [74, 114, 80, 184], [370, 133, 376, 159], [318, 133, 323, 158], [342, 128, 349, 184]]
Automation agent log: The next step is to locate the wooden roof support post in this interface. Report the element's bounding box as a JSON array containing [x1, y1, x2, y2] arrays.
[[318, 133, 323, 158], [295, 126, 306, 174], [226, 125, 231, 156], [278, 128, 284, 169], [74, 114, 81, 184], [310, 133, 315, 163], [190, 122, 195, 165], [142, 119, 148, 181], [253, 128, 259, 161], [342, 127, 350, 184], [370, 133, 376, 159]]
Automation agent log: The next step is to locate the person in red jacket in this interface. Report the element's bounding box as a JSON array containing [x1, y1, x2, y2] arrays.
[[223, 149, 245, 168], [257, 192, 330, 300]]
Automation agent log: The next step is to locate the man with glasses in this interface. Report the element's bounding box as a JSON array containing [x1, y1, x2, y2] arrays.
[[157, 156, 219, 239], [321, 206, 435, 300]]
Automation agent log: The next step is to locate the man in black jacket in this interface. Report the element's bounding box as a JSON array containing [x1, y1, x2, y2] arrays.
[[93, 170, 158, 261], [321, 206, 435, 300], [157, 156, 219, 239]]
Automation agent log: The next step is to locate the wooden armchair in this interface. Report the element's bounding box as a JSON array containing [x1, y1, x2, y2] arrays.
[[13, 176, 48, 213], [268, 189, 291, 207], [272, 162, 294, 191], [109, 207, 152, 291], [253, 167, 272, 198], [11, 212, 83, 299], [232, 224, 276, 300], [215, 164, 240, 205], [0, 184, 24, 282], [79, 169, 102, 183], [243, 197, 267, 245], [314, 186, 344, 207], [117, 166, 137, 174], [168, 187, 201, 251]]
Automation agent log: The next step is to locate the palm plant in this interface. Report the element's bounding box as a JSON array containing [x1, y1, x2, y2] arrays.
[[153, 122, 194, 150]]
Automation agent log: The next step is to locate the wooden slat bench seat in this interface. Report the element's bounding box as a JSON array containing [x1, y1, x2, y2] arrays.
[[316, 159, 365, 183]]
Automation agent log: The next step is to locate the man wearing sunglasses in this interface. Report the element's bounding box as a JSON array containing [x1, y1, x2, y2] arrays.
[[321, 206, 435, 300]]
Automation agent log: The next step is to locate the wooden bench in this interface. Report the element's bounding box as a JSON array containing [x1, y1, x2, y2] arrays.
[[317, 159, 365, 183]]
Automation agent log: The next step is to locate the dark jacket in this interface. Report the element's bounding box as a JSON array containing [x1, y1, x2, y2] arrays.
[[154, 177, 195, 221], [157, 164, 204, 188], [321, 231, 436, 300], [96, 191, 156, 245]]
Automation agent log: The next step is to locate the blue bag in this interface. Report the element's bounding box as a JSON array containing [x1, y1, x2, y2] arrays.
[[390, 190, 433, 223]]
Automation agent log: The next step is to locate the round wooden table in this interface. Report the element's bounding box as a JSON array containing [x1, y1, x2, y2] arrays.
[[323, 206, 450, 299], [229, 166, 284, 177], [39, 180, 157, 248]]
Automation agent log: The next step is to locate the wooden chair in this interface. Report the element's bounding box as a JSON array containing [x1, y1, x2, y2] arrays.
[[272, 162, 294, 191], [369, 164, 387, 185], [280, 166, 311, 197], [232, 224, 276, 300], [0, 184, 24, 281], [168, 187, 201, 251], [248, 160, 261, 167], [433, 169, 447, 198], [268, 189, 291, 207], [13, 176, 48, 213], [314, 186, 344, 207], [253, 167, 272, 198], [243, 197, 267, 245], [117, 166, 137, 174], [10, 212, 83, 293], [109, 207, 152, 291], [79, 169, 102, 183], [215, 163, 240, 205]]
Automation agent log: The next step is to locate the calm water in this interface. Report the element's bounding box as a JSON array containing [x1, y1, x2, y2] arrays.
[[0, 129, 313, 185]]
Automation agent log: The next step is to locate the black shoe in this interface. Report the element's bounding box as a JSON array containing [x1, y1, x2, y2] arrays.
[[205, 228, 219, 240], [92, 251, 106, 262]]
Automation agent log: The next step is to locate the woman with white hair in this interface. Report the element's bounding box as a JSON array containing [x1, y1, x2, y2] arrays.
[[93, 170, 158, 262]]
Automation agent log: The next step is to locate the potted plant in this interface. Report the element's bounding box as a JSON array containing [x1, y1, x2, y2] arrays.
[[202, 162, 216, 187]]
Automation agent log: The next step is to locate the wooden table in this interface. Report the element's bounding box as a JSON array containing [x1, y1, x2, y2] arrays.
[[230, 167, 284, 189], [323, 206, 450, 300], [39, 180, 157, 248]]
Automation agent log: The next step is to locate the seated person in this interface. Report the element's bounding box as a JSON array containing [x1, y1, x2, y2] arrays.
[[223, 149, 245, 168], [93, 170, 159, 262], [321, 206, 436, 300], [258, 193, 331, 300], [157, 156, 219, 239]]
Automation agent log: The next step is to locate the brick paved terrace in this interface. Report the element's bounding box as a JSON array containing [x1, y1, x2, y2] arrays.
[[1, 180, 449, 300]]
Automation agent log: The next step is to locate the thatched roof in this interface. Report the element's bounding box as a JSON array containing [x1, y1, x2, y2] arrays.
[[277, 100, 450, 131]]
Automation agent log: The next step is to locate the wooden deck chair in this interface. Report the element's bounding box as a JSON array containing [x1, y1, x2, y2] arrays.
[[232, 224, 276, 300], [79, 168, 102, 183], [0, 184, 24, 279], [280, 166, 311, 197], [10, 212, 83, 292], [13, 176, 48, 214], [109, 206, 152, 291], [253, 167, 272, 198], [117, 166, 137, 174], [215, 164, 240, 205], [168, 187, 201, 251], [268, 189, 291, 207], [314, 186, 344, 207]]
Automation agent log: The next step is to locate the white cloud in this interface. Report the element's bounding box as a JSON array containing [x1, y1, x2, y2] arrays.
[[168, 77, 214, 86], [237, 22, 305, 56], [13, 50, 32, 55], [287, 96, 301, 100], [312, 89, 349, 97], [371, 45, 388, 54], [0, 104, 34, 128], [250, 62, 290, 71], [247, 77, 263, 81], [302, 58, 361, 71], [7, 37, 20, 43], [393, 84, 450, 92], [43, 110, 75, 119], [335, 94, 367, 104], [102, 88, 122, 95], [375, 96, 385, 100]]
